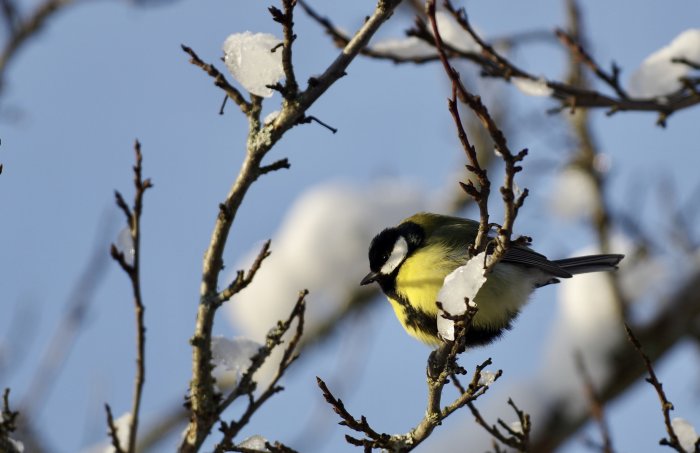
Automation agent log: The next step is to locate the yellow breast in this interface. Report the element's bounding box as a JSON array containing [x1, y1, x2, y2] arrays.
[[386, 243, 534, 345], [387, 297, 441, 345], [386, 244, 463, 344], [395, 243, 461, 317]]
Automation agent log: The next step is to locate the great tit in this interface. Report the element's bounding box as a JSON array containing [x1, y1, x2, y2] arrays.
[[360, 213, 624, 346]]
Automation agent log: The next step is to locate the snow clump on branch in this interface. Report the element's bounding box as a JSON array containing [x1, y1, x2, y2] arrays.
[[223, 32, 285, 98]]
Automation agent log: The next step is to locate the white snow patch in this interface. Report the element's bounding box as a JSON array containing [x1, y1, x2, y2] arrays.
[[672, 417, 699, 452], [105, 413, 132, 453], [263, 110, 280, 126], [371, 11, 479, 59], [436, 251, 487, 341], [370, 36, 436, 59], [7, 438, 24, 452], [116, 227, 135, 266], [478, 370, 498, 387], [629, 29, 700, 98], [509, 421, 523, 435], [237, 434, 269, 451], [434, 11, 479, 53], [223, 32, 284, 98], [512, 77, 553, 97], [211, 336, 262, 390]]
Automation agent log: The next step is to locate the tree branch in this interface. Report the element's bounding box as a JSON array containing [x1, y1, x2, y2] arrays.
[[216, 240, 272, 306], [625, 325, 684, 452], [427, 0, 527, 268], [181, 44, 252, 115], [181, 1, 403, 451], [268, 0, 298, 98], [305, 0, 700, 124], [318, 302, 505, 451], [105, 403, 125, 453], [467, 397, 531, 452], [0, 388, 22, 453], [530, 268, 700, 451], [555, 27, 627, 100], [0, 0, 75, 94], [109, 140, 152, 453], [214, 291, 307, 452]]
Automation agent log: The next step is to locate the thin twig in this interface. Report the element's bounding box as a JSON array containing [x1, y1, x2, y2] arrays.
[[467, 397, 530, 452], [304, 0, 700, 124], [317, 302, 501, 451], [0, 388, 22, 453], [297, 0, 361, 55], [260, 158, 292, 175], [317, 351, 499, 451], [625, 325, 684, 452], [214, 291, 308, 452], [427, 0, 527, 267], [555, 28, 627, 100], [216, 240, 272, 305], [1, 389, 18, 431], [316, 376, 390, 448], [109, 140, 152, 453], [181, 45, 252, 115], [105, 403, 125, 453], [448, 84, 491, 255], [268, 0, 298, 98], [181, 1, 403, 451], [0, 0, 75, 93], [530, 267, 700, 451], [299, 0, 552, 66], [445, 0, 699, 124], [297, 115, 338, 133], [425, 0, 491, 253]]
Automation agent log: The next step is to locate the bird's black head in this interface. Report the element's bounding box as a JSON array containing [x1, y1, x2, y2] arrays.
[[361, 221, 424, 286]]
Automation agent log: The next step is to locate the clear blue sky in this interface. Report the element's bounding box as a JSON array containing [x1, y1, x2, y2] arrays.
[[1, 0, 699, 451]]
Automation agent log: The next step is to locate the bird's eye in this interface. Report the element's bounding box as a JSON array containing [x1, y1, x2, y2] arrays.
[[382, 254, 389, 262]]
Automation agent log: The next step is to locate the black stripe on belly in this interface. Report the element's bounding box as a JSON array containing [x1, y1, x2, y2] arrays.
[[401, 302, 439, 340], [396, 292, 519, 347]]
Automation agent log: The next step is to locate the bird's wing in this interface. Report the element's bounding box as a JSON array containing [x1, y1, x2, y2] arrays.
[[432, 222, 572, 278], [429, 221, 479, 260], [503, 246, 572, 278]]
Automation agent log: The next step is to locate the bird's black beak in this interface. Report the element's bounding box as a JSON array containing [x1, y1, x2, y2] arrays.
[[360, 271, 379, 286]]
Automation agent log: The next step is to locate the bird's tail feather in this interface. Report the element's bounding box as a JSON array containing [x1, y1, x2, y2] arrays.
[[553, 254, 624, 275]]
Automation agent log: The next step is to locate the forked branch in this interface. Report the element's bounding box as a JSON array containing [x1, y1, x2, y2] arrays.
[[108, 140, 152, 453], [426, 0, 528, 269], [318, 303, 505, 451], [181, 1, 404, 450]]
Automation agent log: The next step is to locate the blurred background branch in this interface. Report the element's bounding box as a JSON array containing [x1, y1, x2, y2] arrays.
[[0, 0, 76, 95]]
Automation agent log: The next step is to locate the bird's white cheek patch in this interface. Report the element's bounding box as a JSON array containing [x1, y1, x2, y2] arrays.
[[381, 237, 408, 275]]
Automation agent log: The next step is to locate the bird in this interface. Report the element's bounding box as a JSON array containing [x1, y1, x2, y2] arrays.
[[360, 212, 624, 347]]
